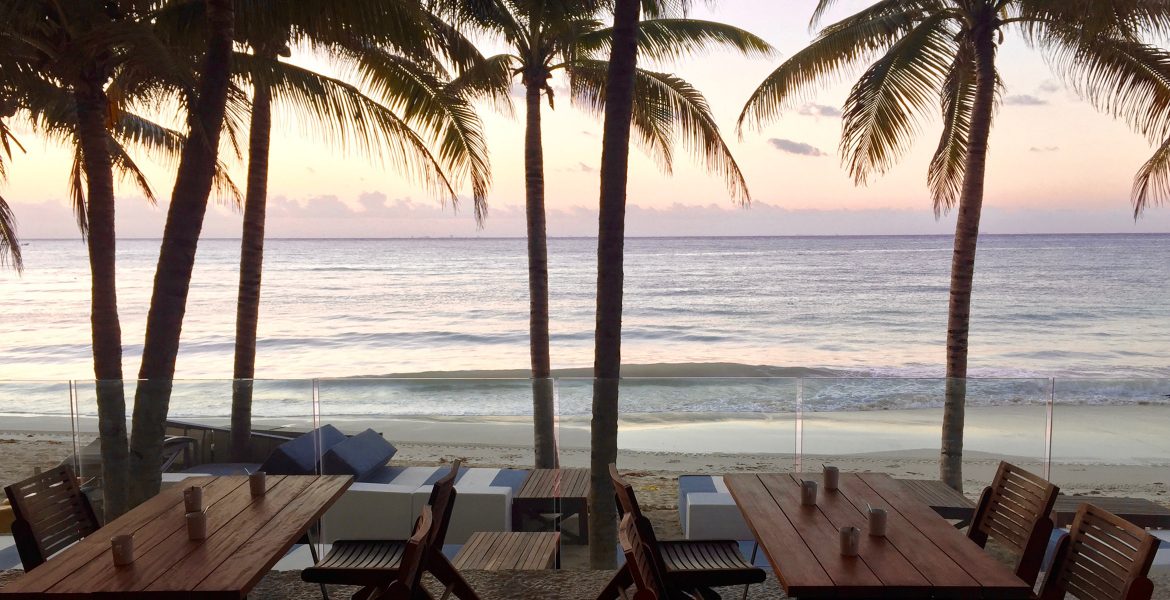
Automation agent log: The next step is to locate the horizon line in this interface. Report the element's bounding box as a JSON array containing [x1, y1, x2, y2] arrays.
[[19, 231, 1170, 242]]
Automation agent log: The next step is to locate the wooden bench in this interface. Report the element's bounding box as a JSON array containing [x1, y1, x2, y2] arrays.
[[452, 532, 560, 570], [895, 478, 978, 526], [1052, 495, 1170, 529]]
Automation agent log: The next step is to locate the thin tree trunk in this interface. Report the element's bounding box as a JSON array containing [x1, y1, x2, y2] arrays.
[[74, 82, 129, 520], [231, 74, 273, 463], [128, 0, 235, 507], [524, 77, 557, 469], [941, 22, 998, 492], [589, 0, 640, 570]]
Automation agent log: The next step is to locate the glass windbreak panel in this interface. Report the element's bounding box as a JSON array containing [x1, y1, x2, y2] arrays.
[[959, 378, 1050, 483], [1050, 378, 1170, 497], [314, 378, 540, 568], [801, 378, 946, 476], [557, 377, 799, 571], [0, 380, 76, 489], [801, 378, 1048, 490], [69, 379, 314, 522]]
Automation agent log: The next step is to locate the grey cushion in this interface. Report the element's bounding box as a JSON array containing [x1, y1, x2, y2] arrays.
[[320, 428, 397, 482], [258, 424, 346, 475]]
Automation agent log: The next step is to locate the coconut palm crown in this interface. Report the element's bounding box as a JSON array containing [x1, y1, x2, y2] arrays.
[[739, 0, 1170, 489]]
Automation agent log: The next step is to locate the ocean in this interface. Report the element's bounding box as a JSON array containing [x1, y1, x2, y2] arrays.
[[2, 235, 1169, 417]]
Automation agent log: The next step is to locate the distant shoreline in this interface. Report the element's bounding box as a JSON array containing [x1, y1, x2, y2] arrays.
[[18, 232, 1170, 242]]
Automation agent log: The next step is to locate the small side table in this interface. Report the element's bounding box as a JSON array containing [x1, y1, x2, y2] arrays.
[[453, 531, 561, 570], [512, 468, 590, 544]]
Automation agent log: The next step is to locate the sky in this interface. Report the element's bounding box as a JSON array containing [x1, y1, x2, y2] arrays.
[[5, 0, 1170, 238]]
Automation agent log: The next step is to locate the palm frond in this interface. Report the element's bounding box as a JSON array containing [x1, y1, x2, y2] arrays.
[[840, 14, 957, 184], [1133, 135, 1170, 214], [69, 147, 88, 236], [0, 195, 21, 272], [578, 18, 775, 63], [738, 0, 935, 133], [346, 47, 493, 214], [1040, 27, 1170, 143], [928, 41, 976, 215], [446, 53, 518, 117], [236, 53, 459, 206], [568, 58, 750, 204]]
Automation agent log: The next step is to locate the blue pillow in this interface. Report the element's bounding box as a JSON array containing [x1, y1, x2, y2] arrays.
[[320, 429, 397, 482], [258, 424, 346, 475]]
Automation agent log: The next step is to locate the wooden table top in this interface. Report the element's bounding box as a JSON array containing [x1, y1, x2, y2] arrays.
[[725, 473, 1033, 599], [516, 468, 589, 500], [1, 474, 351, 599]]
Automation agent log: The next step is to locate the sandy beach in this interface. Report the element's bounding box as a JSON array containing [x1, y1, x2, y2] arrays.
[[2, 405, 1167, 597]]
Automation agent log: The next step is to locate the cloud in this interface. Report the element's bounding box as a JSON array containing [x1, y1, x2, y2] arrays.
[[1037, 79, 1061, 94], [797, 103, 843, 117], [1004, 94, 1047, 106], [1030, 146, 1060, 153], [768, 138, 828, 157]]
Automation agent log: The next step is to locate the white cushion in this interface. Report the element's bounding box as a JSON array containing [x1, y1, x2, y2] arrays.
[[411, 468, 514, 544], [685, 492, 753, 541], [320, 482, 417, 542]]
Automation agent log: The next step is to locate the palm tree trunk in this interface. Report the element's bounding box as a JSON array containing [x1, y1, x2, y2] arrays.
[[589, 0, 640, 569], [941, 23, 998, 492], [230, 75, 273, 463], [524, 78, 557, 469], [128, 0, 235, 507], [74, 81, 129, 519]]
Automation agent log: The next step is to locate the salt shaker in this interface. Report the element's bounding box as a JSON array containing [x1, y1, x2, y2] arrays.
[[186, 510, 208, 541], [823, 465, 840, 491], [249, 471, 267, 497], [839, 526, 861, 556], [800, 480, 818, 506], [868, 507, 888, 537], [183, 485, 203, 512], [111, 534, 135, 566]]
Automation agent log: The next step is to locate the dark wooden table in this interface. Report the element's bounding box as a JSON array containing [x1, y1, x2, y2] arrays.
[[1, 474, 351, 599], [452, 531, 561, 570], [725, 472, 1033, 599], [511, 468, 590, 543], [1052, 494, 1170, 528]]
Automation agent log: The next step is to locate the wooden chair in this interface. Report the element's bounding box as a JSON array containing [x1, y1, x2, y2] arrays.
[[598, 465, 765, 600], [4, 464, 100, 571], [302, 460, 479, 600], [1039, 503, 1158, 600], [619, 512, 703, 600], [968, 461, 1060, 586], [368, 506, 433, 600]]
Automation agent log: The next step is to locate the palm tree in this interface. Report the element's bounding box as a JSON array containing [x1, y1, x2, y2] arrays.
[[739, 0, 1170, 491], [0, 0, 238, 517], [588, 0, 640, 570], [224, 2, 491, 461], [128, 0, 239, 506], [452, 0, 771, 469]]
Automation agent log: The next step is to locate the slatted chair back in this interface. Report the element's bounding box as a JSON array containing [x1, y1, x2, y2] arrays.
[[377, 506, 434, 599], [609, 463, 643, 518], [425, 459, 460, 547], [969, 461, 1059, 585], [618, 513, 669, 600], [1039, 503, 1158, 600], [4, 464, 100, 570]]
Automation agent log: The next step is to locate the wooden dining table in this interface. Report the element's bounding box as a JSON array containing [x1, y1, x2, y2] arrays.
[[725, 472, 1034, 599], [1, 474, 352, 599]]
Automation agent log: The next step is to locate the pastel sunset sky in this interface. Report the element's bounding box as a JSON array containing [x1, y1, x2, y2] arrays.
[[5, 0, 1170, 238]]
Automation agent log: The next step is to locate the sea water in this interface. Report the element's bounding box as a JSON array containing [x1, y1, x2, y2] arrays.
[[2, 235, 1168, 417]]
